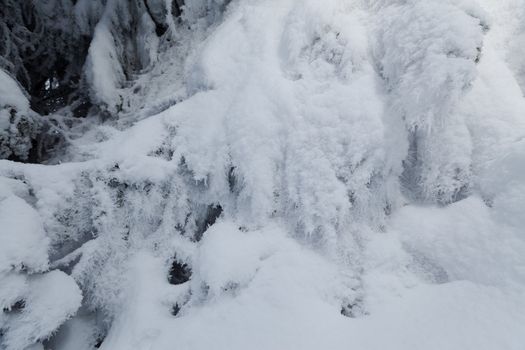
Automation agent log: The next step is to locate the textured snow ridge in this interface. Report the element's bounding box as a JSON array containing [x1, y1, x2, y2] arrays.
[[1, 0, 525, 349]]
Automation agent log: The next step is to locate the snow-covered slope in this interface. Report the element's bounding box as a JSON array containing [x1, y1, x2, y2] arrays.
[[1, 0, 525, 349]]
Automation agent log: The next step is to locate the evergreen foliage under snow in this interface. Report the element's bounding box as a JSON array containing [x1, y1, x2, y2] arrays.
[[1, 0, 525, 349]]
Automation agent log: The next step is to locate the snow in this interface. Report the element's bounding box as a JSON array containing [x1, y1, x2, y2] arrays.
[[1, 0, 525, 349], [1, 271, 82, 350], [0, 70, 33, 157], [0, 272, 27, 312], [97, 222, 525, 350], [0, 70, 29, 112], [98, 222, 348, 350], [391, 196, 525, 286], [0, 195, 49, 273], [84, 19, 125, 115]]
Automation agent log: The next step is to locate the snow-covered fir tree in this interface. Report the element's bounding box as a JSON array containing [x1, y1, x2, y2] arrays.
[[1, 0, 525, 349]]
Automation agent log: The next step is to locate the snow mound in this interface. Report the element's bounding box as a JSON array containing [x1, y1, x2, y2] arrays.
[[1, 271, 82, 350], [0, 195, 49, 273]]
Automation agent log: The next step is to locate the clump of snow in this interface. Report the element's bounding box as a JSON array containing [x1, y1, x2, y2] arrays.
[[0, 186, 83, 350], [193, 222, 280, 298], [372, 0, 486, 203], [84, 19, 126, 115], [1, 271, 82, 350], [0, 195, 49, 273], [0, 70, 30, 112], [391, 196, 525, 286]]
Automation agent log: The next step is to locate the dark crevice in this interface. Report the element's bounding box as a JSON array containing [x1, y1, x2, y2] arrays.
[[340, 299, 366, 318], [3, 299, 25, 314], [94, 337, 104, 348], [172, 0, 185, 18], [194, 204, 223, 241], [228, 166, 237, 193], [171, 303, 181, 316], [168, 259, 191, 285], [144, 0, 168, 37]]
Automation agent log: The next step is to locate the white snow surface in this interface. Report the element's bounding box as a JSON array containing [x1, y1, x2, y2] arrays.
[[0, 71, 29, 112], [0, 70, 30, 133], [0, 195, 49, 273], [0, 271, 82, 350], [1, 0, 525, 349]]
